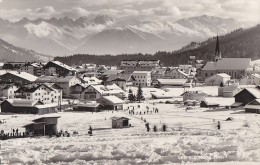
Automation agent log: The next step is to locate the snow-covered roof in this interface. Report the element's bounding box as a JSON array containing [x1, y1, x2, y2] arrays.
[[202, 58, 251, 71], [150, 92, 172, 99], [133, 71, 151, 74], [36, 75, 78, 83], [46, 61, 77, 71], [55, 76, 78, 83], [250, 73, 260, 79], [89, 84, 125, 95], [111, 117, 130, 121], [106, 74, 134, 82], [3, 71, 38, 82], [81, 76, 102, 85], [217, 73, 231, 78], [101, 70, 125, 75], [16, 84, 54, 93], [102, 96, 125, 104], [4, 99, 43, 107], [157, 79, 187, 85]]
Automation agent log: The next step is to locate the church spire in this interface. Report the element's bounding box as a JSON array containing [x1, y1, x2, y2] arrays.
[[215, 34, 221, 62]]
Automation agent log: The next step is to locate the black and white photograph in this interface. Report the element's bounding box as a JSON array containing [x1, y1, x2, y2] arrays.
[[0, 0, 259, 164]]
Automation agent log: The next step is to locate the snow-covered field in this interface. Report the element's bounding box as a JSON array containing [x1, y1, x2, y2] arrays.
[[0, 101, 260, 164]]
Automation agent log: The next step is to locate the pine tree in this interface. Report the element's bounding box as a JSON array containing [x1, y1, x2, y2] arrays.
[[136, 84, 144, 103], [128, 89, 134, 102]]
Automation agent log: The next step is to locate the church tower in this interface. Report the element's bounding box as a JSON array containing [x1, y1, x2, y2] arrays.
[[214, 35, 221, 62]]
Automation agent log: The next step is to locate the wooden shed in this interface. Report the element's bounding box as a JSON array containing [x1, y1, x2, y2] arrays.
[[111, 117, 130, 128], [32, 116, 60, 135], [23, 122, 45, 136], [234, 88, 260, 105], [244, 99, 260, 114], [200, 101, 219, 108]]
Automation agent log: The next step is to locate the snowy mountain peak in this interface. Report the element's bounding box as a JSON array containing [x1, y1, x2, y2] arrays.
[[0, 38, 51, 62], [91, 15, 114, 25], [0, 15, 244, 56], [24, 21, 63, 38]]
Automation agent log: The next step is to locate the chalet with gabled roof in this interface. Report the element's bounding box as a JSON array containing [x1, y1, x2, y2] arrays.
[[43, 61, 77, 76]]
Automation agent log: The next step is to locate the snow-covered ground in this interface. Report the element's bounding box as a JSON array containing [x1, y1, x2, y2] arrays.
[[0, 101, 260, 164]]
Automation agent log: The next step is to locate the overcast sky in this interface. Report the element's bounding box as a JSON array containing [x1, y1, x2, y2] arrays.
[[0, 0, 259, 24]]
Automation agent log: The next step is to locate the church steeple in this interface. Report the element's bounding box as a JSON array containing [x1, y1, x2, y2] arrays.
[[215, 35, 221, 62]]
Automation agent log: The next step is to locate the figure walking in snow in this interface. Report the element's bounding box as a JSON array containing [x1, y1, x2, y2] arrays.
[[217, 121, 221, 130], [162, 124, 167, 132], [145, 123, 150, 132], [88, 126, 93, 135], [153, 126, 157, 132]]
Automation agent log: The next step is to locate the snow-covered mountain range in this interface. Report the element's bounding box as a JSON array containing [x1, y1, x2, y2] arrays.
[[0, 15, 244, 56], [0, 39, 51, 62]]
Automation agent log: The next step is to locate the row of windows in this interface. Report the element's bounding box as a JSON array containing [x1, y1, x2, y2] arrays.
[[134, 83, 150, 86]]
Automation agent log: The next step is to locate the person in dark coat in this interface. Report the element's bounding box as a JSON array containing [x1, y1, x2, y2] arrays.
[[162, 124, 167, 132], [217, 121, 221, 130], [153, 126, 157, 132], [88, 126, 93, 135]]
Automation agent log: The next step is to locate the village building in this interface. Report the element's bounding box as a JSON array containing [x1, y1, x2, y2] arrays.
[[245, 66, 260, 76], [156, 79, 189, 88], [120, 60, 161, 74], [234, 88, 260, 105], [0, 71, 38, 85], [1, 99, 58, 114], [218, 85, 255, 97], [15, 83, 62, 104], [195, 61, 205, 82], [70, 83, 88, 99], [43, 61, 77, 76], [82, 84, 126, 100], [98, 95, 125, 110], [132, 71, 151, 87], [205, 73, 231, 86], [97, 65, 109, 74], [35, 75, 81, 98], [244, 99, 260, 114], [19, 62, 44, 76], [54, 76, 81, 98], [74, 63, 96, 74], [151, 67, 166, 84], [2, 62, 26, 71], [182, 91, 207, 102], [245, 73, 260, 85], [104, 74, 135, 90], [73, 101, 100, 112], [201, 35, 251, 80], [0, 83, 19, 99], [80, 75, 102, 85], [111, 117, 130, 128], [202, 58, 251, 80], [164, 67, 189, 79]]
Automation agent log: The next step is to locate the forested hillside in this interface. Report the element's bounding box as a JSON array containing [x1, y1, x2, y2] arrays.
[[55, 24, 260, 66]]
